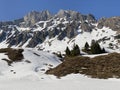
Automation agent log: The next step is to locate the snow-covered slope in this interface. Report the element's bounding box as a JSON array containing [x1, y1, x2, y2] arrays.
[[0, 48, 61, 79], [39, 26, 117, 53], [0, 50, 120, 90]]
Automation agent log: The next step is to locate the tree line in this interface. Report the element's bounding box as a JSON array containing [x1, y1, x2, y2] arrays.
[[65, 40, 106, 56], [65, 44, 80, 57]]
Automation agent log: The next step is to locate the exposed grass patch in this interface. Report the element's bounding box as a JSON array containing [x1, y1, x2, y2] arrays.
[[0, 48, 24, 65], [46, 53, 120, 79]]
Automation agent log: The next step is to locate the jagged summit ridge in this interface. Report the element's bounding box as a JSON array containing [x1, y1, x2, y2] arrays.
[[0, 10, 119, 53], [0, 10, 96, 27]]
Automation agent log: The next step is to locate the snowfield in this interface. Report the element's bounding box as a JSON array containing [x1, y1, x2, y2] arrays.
[[0, 74, 120, 90], [0, 48, 120, 90], [0, 48, 61, 79]]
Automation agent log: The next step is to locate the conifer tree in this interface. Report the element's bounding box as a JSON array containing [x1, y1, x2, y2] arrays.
[[102, 47, 106, 53], [91, 41, 102, 54], [84, 42, 89, 51], [75, 44, 80, 56], [65, 47, 71, 56], [71, 44, 80, 56]]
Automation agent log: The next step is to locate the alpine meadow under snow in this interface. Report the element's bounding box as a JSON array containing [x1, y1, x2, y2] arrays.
[[0, 10, 120, 90]]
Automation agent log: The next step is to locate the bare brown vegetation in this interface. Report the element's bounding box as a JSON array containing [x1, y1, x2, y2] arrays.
[[46, 53, 120, 79], [0, 48, 24, 65]]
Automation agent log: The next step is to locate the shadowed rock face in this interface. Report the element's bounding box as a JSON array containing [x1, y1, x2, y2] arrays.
[[80, 22, 93, 32], [27, 31, 46, 48], [0, 10, 120, 48], [7, 31, 32, 47]]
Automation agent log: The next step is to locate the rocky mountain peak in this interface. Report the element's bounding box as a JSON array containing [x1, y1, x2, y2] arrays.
[[56, 10, 80, 20], [57, 10, 77, 18], [56, 10, 96, 23], [23, 10, 52, 27], [0, 10, 120, 52], [57, 9, 68, 17], [97, 17, 120, 31], [41, 10, 52, 17], [86, 14, 96, 23]]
